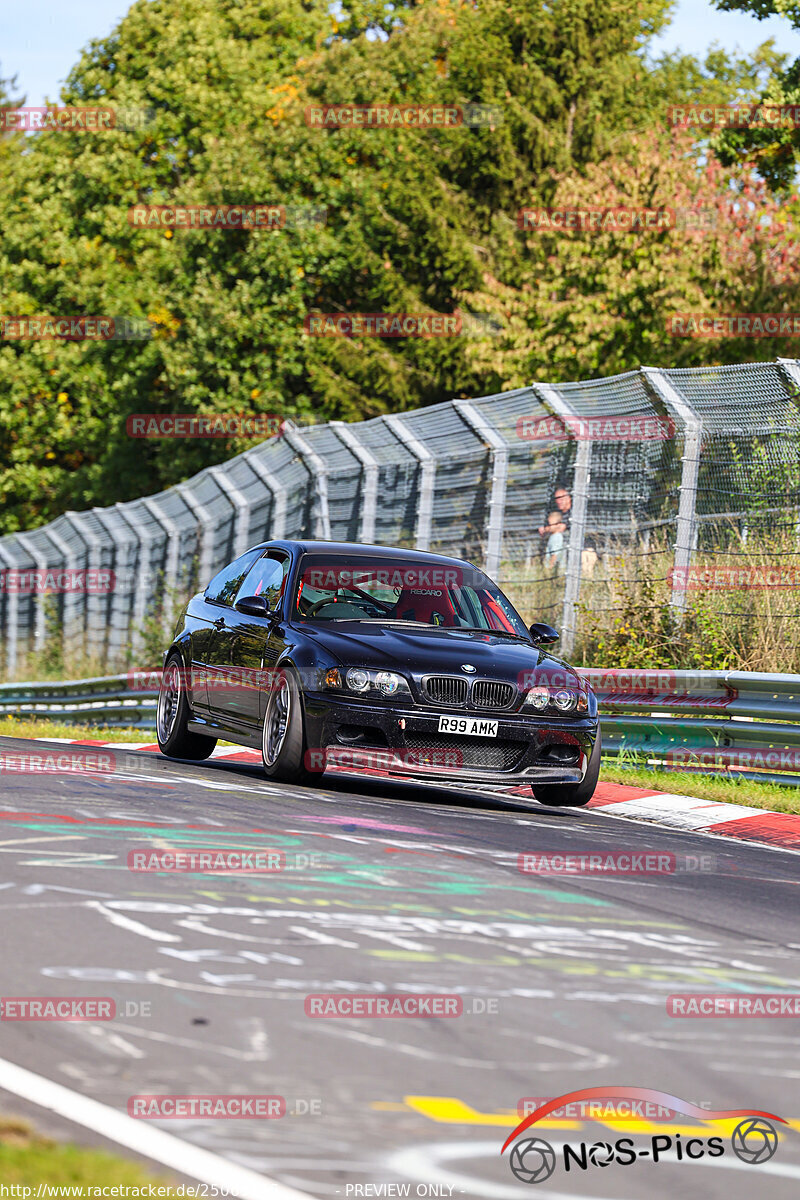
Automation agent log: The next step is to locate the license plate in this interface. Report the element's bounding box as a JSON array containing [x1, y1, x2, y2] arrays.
[[438, 715, 498, 737]]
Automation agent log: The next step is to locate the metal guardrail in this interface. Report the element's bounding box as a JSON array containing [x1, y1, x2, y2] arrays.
[[0, 674, 159, 729], [1, 667, 799, 784], [583, 668, 800, 786]]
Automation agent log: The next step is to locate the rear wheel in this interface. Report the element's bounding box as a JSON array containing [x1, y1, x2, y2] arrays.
[[261, 667, 315, 785], [533, 732, 601, 807], [157, 654, 217, 760]]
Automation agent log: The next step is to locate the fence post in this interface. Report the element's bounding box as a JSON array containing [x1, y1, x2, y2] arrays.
[[452, 401, 509, 582], [175, 484, 217, 585], [0, 543, 20, 676], [381, 414, 436, 551], [117, 504, 157, 654], [64, 512, 107, 662], [14, 534, 50, 654], [208, 467, 251, 557], [243, 449, 288, 540], [777, 359, 800, 550], [141, 498, 183, 634], [92, 506, 138, 667], [283, 423, 331, 540], [330, 421, 379, 545], [642, 367, 701, 613], [40, 524, 82, 661], [534, 384, 591, 655]]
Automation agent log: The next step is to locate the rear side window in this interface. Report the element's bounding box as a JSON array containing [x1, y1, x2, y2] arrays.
[[204, 549, 262, 606]]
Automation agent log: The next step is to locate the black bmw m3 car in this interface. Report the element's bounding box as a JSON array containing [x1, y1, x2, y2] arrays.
[[157, 540, 600, 805]]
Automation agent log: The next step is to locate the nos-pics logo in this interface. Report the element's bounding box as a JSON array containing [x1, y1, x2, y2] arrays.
[[501, 1087, 785, 1183]]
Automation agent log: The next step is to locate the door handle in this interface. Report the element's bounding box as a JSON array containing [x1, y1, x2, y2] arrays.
[[213, 616, 226, 629]]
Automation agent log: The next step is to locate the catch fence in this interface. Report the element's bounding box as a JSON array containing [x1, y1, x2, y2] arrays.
[[1, 358, 799, 675]]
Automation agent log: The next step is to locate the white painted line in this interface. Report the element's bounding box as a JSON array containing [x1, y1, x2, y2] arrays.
[[210, 748, 261, 760], [0, 1055, 311, 1200], [87, 900, 182, 943], [595, 792, 763, 829]]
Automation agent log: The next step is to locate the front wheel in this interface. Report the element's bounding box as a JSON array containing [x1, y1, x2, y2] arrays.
[[157, 654, 217, 760], [261, 667, 315, 785], [533, 731, 601, 807]]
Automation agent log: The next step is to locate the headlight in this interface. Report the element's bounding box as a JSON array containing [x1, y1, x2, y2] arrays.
[[553, 688, 577, 712], [523, 682, 588, 715], [346, 668, 370, 692], [524, 686, 550, 710], [323, 667, 412, 700], [376, 670, 401, 696]]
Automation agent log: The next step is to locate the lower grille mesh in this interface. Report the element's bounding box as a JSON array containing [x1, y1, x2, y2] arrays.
[[403, 732, 525, 771]]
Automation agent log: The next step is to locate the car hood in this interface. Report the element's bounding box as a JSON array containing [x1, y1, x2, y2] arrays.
[[301, 622, 584, 688]]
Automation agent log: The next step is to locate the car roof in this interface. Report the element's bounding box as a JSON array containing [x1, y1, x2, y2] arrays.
[[256, 539, 475, 569]]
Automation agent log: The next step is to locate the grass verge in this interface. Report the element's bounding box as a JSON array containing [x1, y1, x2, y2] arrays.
[[0, 1117, 176, 1188], [0, 717, 155, 743]]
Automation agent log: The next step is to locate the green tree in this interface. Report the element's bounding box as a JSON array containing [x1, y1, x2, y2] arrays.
[[0, 0, 794, 534], [713, 0, 800, 189]]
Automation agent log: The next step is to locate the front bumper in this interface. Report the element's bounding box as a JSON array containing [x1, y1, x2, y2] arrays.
[[303, 692, 597, 785]]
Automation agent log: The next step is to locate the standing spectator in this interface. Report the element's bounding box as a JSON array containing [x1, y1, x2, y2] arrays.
[[542, 511, 566, 572], [553, 486, 572, 532], [538, 485, 572, 540]]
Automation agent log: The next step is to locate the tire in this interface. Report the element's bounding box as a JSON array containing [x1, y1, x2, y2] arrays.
[[261, 666, 315, 785], [156, 653, 218, 760], [533, 731, 601, 807]]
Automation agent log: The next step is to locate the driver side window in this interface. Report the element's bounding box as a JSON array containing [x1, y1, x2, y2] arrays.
[[235, 554, 289, 611], [204, 548, 262, 607]]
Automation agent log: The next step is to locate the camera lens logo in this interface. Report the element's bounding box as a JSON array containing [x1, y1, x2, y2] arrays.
[[509, 1137, 556, 1184], [731, 1118, 778, 1164], [588, 1141, 614, 1167]]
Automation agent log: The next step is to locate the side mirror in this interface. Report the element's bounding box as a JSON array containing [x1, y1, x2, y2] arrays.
[[235, 595, 276, 619], [529, 622, 560, 645]]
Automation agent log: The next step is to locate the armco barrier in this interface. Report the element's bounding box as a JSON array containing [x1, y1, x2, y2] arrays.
[[1, 668, 799, 785], [584, 668, 800, 786], [0, 674, 159, 729]]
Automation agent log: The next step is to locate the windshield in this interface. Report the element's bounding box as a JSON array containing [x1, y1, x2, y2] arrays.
[[293, 553, 530, 637]]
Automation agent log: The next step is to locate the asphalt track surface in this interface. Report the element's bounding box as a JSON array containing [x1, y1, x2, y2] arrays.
[[1, 734, 800, 1199]]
